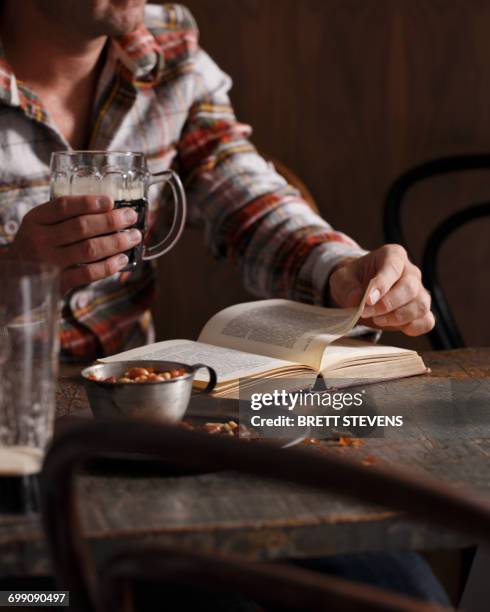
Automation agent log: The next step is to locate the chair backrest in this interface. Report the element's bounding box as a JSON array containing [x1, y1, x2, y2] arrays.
[[41, 420, 490, 612], [384, 154, 490, 350]]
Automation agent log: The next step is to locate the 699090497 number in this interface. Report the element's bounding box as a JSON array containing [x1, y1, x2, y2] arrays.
[[0, 592, 69, 607]]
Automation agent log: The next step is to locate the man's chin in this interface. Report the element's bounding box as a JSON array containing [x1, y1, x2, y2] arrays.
[[90, 10, 145, 37]]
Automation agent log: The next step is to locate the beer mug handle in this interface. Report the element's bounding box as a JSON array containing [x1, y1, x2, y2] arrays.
[[143, 170, 187, 260]]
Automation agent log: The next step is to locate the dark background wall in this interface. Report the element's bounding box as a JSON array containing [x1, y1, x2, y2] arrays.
[[154, 0, 490, 350]]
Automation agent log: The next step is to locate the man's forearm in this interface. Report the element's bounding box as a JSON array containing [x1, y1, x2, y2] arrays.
[[176, 49, 367, 306]]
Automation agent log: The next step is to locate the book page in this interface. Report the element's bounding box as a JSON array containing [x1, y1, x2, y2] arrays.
[[198, 281, 374, 371], [318, 338, 427, 383], [321, 338, 416, 370], [100, 339, 296, 383]]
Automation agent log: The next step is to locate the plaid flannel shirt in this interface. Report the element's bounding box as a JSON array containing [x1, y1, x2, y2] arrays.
[[0, 3, 366, 361]]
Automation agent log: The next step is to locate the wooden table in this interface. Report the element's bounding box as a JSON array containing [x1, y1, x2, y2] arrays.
[[1, 348, 489, 578]]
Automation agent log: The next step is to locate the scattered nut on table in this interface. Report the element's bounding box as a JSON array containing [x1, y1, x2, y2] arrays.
[[180, 420, 249, 439]]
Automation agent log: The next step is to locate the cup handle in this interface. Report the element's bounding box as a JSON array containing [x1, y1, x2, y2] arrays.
[[190, 363, 218, 394], [143, 170, 187, 260]]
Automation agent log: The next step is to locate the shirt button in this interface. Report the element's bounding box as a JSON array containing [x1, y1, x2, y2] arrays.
[[4, 220, 19, 235]]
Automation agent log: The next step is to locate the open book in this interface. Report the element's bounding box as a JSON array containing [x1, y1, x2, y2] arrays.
[[101, 286, 428, 396]]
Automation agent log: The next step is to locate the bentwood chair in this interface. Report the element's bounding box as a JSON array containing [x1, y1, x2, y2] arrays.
[[384, 154, 490, 350], [40, 420, 490, 612]]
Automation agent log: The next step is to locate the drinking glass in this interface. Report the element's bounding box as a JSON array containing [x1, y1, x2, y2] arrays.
[[50, 151, 187, 271], [0, 262, 60, 512]]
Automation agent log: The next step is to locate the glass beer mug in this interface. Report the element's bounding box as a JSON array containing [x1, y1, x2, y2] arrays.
[[50, 151, 186, 270]]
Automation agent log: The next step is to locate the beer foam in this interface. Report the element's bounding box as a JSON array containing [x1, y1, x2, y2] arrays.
[[52, 175, 145, 200], [0, 446, 43, 475]]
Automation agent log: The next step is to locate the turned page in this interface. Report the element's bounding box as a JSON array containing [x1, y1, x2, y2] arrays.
[[198, 281, 375, 372]]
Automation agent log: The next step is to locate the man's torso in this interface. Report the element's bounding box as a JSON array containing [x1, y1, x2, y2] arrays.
[[0, 4, 198, 360]]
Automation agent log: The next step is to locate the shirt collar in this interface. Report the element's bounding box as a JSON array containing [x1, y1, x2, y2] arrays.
[[0, 20, 165, 112], [112, 23, 164, 87], [0, 38, 21, 108], [0, 38, 48, 121]]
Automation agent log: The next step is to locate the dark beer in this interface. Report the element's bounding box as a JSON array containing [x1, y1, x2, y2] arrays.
[[0, 448, 42, 514], [114, 198, 148, 270], [0, 474, 40, 513]]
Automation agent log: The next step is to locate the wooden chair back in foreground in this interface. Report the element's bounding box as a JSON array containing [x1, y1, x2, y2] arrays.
[[41, 421, 490, 612], [384, 154, 490, 350]]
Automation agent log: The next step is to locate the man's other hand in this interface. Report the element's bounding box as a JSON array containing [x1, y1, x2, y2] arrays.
[[7, 196, 142, 294], [328, 244, 435, 336]]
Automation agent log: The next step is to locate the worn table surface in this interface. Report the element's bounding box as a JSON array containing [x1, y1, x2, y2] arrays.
[[1, 348, 490, 577]]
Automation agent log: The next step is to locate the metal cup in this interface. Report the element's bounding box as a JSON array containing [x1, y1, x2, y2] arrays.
[[81, 361, 217, 423]]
